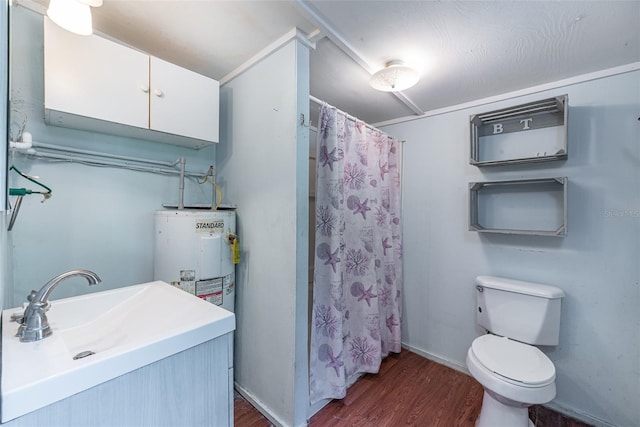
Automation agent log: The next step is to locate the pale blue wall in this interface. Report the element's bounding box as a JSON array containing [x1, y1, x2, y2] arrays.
[[383, 70, 640, 427], [0, 0, 8, 313], [217, 39, 309, 426], [6, 7, 215, 306]]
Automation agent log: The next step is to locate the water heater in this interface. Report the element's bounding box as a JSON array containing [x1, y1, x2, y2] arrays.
[[154, 209, 236, 312]]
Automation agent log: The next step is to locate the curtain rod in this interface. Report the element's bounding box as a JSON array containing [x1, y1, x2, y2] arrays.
[[309, 95, 392, 137], [309, 95, 404, 142]]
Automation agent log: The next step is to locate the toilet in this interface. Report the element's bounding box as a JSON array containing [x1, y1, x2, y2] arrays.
[[466, 276, 565, 427]]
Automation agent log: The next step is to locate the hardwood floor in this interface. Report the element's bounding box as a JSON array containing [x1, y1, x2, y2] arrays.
[[234, 391, 273, 427], [308, 351, 481, 426], [233, 350, 592, 427]]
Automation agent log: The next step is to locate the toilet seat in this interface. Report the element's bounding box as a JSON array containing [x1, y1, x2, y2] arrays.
[[471, 335, 555, 387], [466, 338, 557, 406]]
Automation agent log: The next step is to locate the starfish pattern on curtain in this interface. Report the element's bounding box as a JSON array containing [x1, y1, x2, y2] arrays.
[[310, 104, 403, 403]]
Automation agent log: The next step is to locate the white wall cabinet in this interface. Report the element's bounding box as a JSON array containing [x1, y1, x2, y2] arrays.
[[149, 56, 219, 143], [44, 18, 219, 149]]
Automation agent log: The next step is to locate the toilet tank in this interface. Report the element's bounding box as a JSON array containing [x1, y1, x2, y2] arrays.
[[475, 276, 565, 345]]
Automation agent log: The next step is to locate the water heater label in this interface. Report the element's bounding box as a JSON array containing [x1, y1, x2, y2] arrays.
[[195, 219, 224, 233], [196, 278, 223, 306], [200, 292, 223, 306]]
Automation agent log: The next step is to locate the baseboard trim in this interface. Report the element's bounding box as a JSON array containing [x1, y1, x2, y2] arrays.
[[234, 382, 291, 427], [401, 343, 469, 375], [306, 397, 330, 420], [543, 402, 616, 427]]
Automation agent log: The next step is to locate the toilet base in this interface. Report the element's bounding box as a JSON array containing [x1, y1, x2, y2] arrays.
[[476, 390, 534, 427]]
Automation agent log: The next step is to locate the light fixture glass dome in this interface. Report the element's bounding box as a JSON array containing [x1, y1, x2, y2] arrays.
[[47, 0, 103, 36], [369, 60, 420, 92]]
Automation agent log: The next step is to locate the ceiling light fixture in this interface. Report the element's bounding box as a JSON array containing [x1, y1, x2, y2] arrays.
[[47, 0, 103, 36], [369, 60, 420, 92]]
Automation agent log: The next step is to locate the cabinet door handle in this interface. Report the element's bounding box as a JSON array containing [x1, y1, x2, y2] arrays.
[[153, 89, 164, 98], [140, 84, 150, 93]]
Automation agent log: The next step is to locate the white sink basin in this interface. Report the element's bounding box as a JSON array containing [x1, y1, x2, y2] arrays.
[[1, 280, 235, 422]]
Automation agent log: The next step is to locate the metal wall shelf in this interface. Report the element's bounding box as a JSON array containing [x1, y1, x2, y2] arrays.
[[470, 95, 568, 166], [469, 177, 567, 237]]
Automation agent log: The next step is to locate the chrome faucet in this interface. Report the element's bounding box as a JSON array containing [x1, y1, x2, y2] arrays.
[[17, 269, 102, 342]]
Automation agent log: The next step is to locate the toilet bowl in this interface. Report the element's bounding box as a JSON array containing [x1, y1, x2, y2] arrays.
[[467, 276, 564, 427], [467, 335, 556, 427]]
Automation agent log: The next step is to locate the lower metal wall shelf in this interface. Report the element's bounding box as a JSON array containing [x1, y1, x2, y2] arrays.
[[469, 177, 567, 237]]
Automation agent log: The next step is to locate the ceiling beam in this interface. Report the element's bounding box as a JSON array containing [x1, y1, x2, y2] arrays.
[[295, 0, 425, 116], [295, 0, 374, 74], [307, 28, 324, 44]]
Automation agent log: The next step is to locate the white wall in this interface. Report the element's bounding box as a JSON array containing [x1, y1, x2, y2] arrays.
[[7, 6, 215, 306], [384, 70, 640, 427], [217, 39, 309, 427]]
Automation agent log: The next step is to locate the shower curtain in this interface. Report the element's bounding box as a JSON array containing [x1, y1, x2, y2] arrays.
[[309, 104, 403, 403]]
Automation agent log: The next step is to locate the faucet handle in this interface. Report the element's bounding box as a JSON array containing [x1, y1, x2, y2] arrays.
[[25, 290, 51, 313], [26, 290, 37, 302], [10, 312, 24, 323]]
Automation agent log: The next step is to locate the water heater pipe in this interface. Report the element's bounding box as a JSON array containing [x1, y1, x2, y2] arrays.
[[178, 157, 186, 210], [7, 195, 23, 231]]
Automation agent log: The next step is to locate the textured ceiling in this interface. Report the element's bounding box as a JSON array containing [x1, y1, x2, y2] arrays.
[[91, 1, 318, 79], [18, 0, 640, 126], [307, 0, 640, 124]]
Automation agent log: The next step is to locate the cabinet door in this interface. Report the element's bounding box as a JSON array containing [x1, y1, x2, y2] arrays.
[[149, 57, 219, 143], [44, 18, 149, 129]]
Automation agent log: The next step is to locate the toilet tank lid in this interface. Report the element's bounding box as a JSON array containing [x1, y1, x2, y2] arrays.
[[476, 276, 565, 299]]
